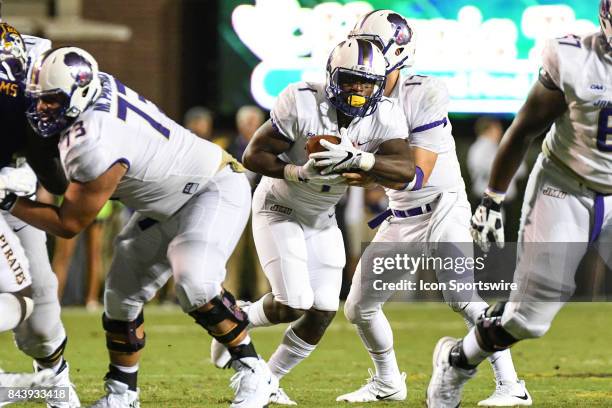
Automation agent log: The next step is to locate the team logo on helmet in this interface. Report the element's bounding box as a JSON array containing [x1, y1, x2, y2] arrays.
[[64, 51, 93, 87], [387, 13, 412, 46]]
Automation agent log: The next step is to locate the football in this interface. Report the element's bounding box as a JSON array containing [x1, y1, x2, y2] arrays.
[[305, 135, 341, 155]]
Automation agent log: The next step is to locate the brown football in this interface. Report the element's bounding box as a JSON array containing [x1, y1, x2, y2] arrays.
[[306, 135, 341, 155]]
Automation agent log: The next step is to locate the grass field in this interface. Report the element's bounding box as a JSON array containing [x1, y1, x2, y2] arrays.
[[1, 302, 612, 407]]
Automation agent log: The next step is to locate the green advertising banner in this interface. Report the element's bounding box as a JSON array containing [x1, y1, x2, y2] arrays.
[[223, 0, 598, 113]]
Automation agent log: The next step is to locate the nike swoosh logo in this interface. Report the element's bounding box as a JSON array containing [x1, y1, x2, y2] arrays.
[[357, 141, 368, 146], [513, 393, 529, 400], [375, 391, 399, 400], [332, 151, 353, 170], [268, 378, 272, 385], [12, 225, 27, 233]]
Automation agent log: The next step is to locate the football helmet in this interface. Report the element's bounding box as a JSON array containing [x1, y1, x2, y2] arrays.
[[349, 10, 416, 74], [0, 22, 27, 82], [600, 0, 612, 48], [25, 47, 101, 137], [325, 38, 386, 118]]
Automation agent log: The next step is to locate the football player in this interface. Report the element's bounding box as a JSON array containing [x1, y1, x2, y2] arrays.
[[0, 21, 80, 408], [5, 46, 276, 408], [0, 208, 55, 403], [335, 10, 530, 406], [212, 38, 414, 404], [427, 1, 612, 406]]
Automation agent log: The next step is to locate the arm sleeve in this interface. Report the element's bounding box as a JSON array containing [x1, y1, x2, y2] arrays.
[[270, 84, 299, 142], [407, 78, 450, 153]]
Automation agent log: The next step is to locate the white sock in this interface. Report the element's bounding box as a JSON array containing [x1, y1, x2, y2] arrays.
[[462, 328, 492, 366], [247, 294, 273, 328], [370, 348, 401, 383], [355, 311, 400, 382], [489, 349, 518, 383], [268, 326, 315, 380], [112, 363, 139, 373], [0, 293, 33, 332]]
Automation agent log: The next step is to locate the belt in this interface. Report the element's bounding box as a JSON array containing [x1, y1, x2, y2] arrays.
[[367, 204, 433, 229]]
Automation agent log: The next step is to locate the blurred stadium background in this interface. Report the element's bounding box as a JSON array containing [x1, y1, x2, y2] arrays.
[[1, 1, 611, 406]]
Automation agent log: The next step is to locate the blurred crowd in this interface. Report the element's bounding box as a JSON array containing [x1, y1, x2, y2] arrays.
[[52, 107, 536, 307]]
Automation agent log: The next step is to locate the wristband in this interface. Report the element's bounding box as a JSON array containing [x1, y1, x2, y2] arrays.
[[401, 166, 424, 191], [283, 164, 300, 182], [359, 152, 375, 171], [484, 187, 506, 204], [0, 193, 18, 212]]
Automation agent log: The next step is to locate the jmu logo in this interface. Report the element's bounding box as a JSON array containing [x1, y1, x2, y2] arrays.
[[64, 52, 94, 86]]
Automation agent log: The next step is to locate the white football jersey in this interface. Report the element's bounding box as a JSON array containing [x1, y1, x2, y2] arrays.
[[386, 75, 465, 208], [263, 81, 408, 217], [59, 72, 224, 221], [541, 32, 612, 193]]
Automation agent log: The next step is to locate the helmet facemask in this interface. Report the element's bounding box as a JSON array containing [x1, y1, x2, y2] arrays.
[[327, 68, 385, 117]]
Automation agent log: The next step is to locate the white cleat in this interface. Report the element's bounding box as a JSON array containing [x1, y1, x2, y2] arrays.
[[478, 380, 532, 406], [230, 357, 278, 408], [269, 386, 297, 405], [211, 338, 232, 369], [88, 379, 140, 408], [0, 368, 56, 403], [336, 369, 407, 402], [35, 360, 81, 408], [427, 337, 476, 408]]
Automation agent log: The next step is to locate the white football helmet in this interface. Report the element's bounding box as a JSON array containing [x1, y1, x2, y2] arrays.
[[350, 10, 416, 73], [325, 38, 387, 118], [600, 0, 612, 47], [25, 46, 101, 137]]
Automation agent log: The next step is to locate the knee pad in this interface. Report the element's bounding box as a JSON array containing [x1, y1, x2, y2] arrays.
[[13, 298, 66, 359], [102, 311, 146, 353], [33, 337, 67, 366], [188, 291, 249, 345], [312, 287, 340, 312], [282, 288, 314, 311], [475, 302, 518, 352]]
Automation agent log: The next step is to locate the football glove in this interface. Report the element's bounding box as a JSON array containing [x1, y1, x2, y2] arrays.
[[0, 162, 37, 197], [470, 190, 505, 252], [309, 128, 375, 175], [284, 159, 346, 185]]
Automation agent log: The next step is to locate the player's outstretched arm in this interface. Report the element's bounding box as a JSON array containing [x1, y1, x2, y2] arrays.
[[242, 119, 293, 179], [8, 163, 127, 238], [22, 127, 69, 195], [488, 78, 566, 193]]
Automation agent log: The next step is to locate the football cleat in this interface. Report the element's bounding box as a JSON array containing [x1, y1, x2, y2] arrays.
[[336, 369, 407, 403], [269, 386, 297, 405], [230, 357, 277, 408], [0, 368, 56, 403], [427, 337, 476, 408], [478, 379, 532, 406], [35, 360, 81, 408], [88, 378, 140, 408]]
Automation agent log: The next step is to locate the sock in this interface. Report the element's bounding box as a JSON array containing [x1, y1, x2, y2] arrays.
[[0, 293, 33, 331], [268, 326, 315, 380], [354, 311, 400, 382], [461, 328, 492, 366], [370, 348, 401, 383], [108, 364, 139, 391], [488, 349, 518, 383], [247, 294, 273, 328]]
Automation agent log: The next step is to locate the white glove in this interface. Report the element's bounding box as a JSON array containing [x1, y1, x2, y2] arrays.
[[0, 162, 37, 197], [309, 128, 375, 175], [284, 159, 346, 185], [470, 190, 505, 252]]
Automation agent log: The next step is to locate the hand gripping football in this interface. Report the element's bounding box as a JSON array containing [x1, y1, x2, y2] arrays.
[[305, 135, 341, 155]]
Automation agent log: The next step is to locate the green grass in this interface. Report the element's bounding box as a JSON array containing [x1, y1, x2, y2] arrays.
[[2, 303, 612, 407]]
